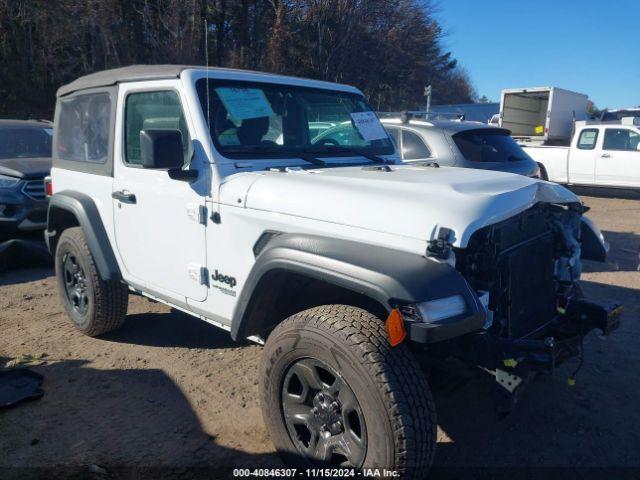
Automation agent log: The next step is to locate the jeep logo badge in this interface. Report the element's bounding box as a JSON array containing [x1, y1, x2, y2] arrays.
[[212, 269, 237, 288]]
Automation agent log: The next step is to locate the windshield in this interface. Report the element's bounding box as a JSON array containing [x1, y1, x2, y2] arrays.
[[196, 79, 393, 159], [453, 129, 532, 163], [0, 125, 53, 159]]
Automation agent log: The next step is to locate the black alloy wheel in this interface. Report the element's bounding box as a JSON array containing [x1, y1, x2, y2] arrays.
[[281, 357, 367, 467], [62, 252, 90, 315]]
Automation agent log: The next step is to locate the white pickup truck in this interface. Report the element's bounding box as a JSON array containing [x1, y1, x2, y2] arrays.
[[523, 118, 640, 189]]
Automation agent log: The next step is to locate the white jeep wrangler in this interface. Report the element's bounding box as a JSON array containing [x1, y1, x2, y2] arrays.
[[46, 65, 620, 477]]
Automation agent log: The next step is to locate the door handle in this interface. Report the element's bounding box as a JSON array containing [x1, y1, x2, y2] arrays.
[[600, 153, 611, 158], [112, 190, 137, 204]]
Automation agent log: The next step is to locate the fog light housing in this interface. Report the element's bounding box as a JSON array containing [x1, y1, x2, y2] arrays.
[[416, 295, 467, 322]]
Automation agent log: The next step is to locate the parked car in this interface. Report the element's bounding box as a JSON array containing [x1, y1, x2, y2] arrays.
[[523, 117, 640, 188], [380, 117, 540, 177], [46, 65, 617, 476], [0, 119, 52, 234]]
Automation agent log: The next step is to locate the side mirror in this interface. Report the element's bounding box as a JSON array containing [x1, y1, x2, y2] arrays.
[[139, 129, 184, 170]]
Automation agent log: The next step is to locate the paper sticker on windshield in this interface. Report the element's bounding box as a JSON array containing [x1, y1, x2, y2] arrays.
[[350, 112, 388, 142], [215, 87, 275, 123]]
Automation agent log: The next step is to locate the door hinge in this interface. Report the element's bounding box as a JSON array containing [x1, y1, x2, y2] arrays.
[[187, 204, 208, 225], [198, 205, 208, 225], [188, 264, 209, 286]]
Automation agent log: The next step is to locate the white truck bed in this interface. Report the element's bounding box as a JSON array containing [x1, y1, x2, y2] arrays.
[[522, 145, 569, 183]]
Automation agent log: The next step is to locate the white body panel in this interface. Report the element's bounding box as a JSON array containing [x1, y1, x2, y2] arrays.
[[111, 79, 209, 304]]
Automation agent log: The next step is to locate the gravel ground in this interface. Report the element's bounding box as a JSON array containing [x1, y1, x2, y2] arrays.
[[1, 190, 639, 479]]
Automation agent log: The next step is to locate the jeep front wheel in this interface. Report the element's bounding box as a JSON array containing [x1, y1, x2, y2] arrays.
[[260, 305, 437, 477], [55, 227, 129, 336]]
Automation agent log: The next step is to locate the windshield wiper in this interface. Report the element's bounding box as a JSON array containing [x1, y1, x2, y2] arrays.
[[297, 152, 327, 166], [226, 145, 326, 166], [304, 145, 388, 164]]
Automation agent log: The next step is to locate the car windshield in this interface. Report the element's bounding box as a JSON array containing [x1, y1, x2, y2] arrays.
[[196, 79, 393, 159], [0, 125, 53, 159], [453, 129, 532, 163]]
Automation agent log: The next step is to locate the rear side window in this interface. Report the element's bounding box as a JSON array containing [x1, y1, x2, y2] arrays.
[[56, 93, 111, 163], [603, 129, 640, 152], [577, 129, 598, 150], [453, 130, 531, 163], [402, 130, 431, 160], [125, 91, 190, 166]]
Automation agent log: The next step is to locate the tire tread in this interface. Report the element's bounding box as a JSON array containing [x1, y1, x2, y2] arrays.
[[266, 304, 437, 477]]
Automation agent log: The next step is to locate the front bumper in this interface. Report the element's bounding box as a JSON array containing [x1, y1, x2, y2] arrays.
[[436, 299, 622, 412], [0, 181, 48, 233], [443, 299, 621, 372]]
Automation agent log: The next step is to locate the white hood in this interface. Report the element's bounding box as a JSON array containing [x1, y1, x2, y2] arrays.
[[223, 165, 579, 248]]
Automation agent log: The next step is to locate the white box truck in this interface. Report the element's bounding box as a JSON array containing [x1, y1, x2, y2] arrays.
[[499, 87, 589, 143]]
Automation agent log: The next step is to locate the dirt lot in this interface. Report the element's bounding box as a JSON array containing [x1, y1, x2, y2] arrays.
[[1, 190, 639, 479]]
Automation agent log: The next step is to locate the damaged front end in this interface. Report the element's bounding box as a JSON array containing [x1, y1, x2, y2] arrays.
[[438, 202, 621, 412]]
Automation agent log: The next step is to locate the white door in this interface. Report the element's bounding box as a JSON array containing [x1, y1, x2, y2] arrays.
[[568, 127, 599, 185], [595, 128, 640, 188], [112, 84, 208, 302]]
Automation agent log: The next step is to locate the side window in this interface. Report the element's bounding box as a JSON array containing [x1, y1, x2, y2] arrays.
[[603, 129, 640, 152], [56, 93, 111, 163], [401, 130, 431, 160], [577, 129, 599, 150], [125, 91, 190, 166]]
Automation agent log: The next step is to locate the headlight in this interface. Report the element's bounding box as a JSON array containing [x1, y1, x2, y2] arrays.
[[0, 174, 20, 189], [416, 295, 467, 322]]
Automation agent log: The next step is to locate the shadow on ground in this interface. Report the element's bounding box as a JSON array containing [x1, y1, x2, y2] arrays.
[[102, 310, 239, 350], [432, 278, 640, 478], [0, 359, 283, 480], [582, 230, 640, 273], [0, 267, 53, 286], [569, 186, 640, 200]]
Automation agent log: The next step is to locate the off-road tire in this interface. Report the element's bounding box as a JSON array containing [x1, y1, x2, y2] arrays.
[[55, 227, 128, 336], [261, 305, 437, 478]]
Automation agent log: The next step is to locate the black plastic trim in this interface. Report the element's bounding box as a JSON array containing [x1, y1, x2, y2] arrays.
[[45, 191, 122, 281], [230, 233, 485, 341], [580, 216, 608, 262]]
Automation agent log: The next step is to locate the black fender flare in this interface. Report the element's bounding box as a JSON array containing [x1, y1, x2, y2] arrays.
[[580, 216, 608, 262], [45, 191, 122, 281], [230, 233, 485, 341]]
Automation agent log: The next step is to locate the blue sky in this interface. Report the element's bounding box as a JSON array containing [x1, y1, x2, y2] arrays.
[[435, 0, 639, 109]]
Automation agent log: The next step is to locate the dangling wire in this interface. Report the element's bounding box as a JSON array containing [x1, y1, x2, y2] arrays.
[[568, 336, 585, 386]]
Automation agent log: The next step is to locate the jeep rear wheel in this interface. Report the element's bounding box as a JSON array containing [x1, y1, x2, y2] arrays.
[[55, 227, 128, 336], [260, 305, 437, 477]]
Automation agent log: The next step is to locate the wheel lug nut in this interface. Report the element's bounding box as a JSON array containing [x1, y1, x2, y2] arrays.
[[331, 401, 339, 410]]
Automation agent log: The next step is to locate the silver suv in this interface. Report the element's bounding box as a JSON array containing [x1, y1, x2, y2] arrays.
[[382, 117, 540, 177]]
